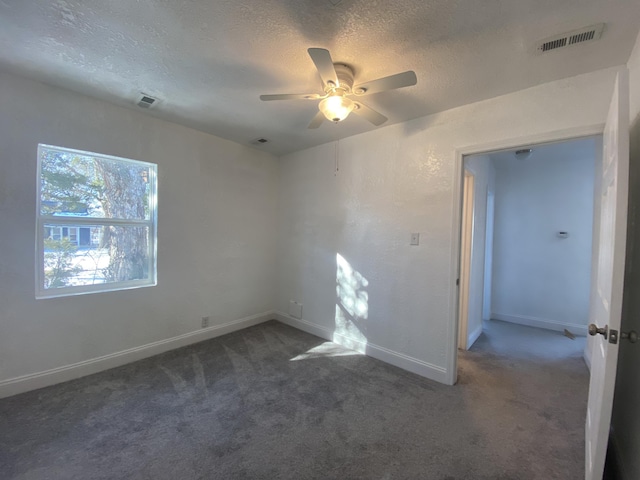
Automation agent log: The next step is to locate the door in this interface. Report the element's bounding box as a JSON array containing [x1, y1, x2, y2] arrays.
[[458, 171, 475, 349], [585, 70, 629, 480], [482, 190, 495, 321]]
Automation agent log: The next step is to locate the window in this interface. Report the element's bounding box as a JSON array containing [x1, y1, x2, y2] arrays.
[[36, 144, 157, 298]]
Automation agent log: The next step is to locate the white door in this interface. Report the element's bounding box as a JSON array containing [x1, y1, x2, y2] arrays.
[[482, 190, 495, 321], [585, 69, 629, 480], [458, 171, 475, 349]]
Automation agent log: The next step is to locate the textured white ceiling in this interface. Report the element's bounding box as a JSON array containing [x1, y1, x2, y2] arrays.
[[0, 0, 639, 155]]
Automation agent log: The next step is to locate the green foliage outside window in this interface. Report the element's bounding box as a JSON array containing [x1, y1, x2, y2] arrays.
[[44, 238, 82, 288]]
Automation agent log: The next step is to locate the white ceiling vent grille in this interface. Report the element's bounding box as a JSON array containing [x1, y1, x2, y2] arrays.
[[136, 93, 158, 109], [535, 24, 604, 54]]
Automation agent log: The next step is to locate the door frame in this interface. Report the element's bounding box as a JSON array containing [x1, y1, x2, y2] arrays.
[[482, 189, 495, 322], [458, 169, 476, 349], [445, 124, 605, 385]]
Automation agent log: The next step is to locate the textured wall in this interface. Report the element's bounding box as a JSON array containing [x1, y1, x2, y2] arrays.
[[611, 29, 640, 480], [0, 62, 626, 395], [0, 72, 279, 384], [490, 139, 597, 333], [276, 66, 621, 383]]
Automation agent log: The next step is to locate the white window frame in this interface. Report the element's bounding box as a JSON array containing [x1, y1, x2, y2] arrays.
[[36, 144, 158, 299]]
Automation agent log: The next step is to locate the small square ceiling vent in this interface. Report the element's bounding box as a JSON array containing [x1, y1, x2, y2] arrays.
[[136, 93, 158, 109], [535, 24, 604, 54]]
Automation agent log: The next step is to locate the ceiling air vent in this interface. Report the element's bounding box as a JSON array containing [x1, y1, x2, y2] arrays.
[[535, 24, 604, 54], [250, 138, 270, 145], [136, 93, 158, 109]]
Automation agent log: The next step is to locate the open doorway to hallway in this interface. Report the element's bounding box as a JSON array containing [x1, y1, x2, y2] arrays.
[[458, 135, 601, 358], [454, 134, 602, 480]]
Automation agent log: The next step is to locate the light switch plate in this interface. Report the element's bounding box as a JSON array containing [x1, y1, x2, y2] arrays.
[[410, 233, 420, 246]]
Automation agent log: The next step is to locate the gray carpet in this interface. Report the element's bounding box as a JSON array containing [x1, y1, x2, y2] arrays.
[[0, 319, 589, 480]]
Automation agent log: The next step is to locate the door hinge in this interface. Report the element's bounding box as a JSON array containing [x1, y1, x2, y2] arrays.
[[456, 278, 460, 286]]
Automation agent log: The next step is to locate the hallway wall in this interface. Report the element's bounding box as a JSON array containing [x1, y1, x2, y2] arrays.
[[490, 139, 598, 334]]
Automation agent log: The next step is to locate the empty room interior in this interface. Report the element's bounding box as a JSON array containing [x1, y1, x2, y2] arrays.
[[1, 1, 640, 479]]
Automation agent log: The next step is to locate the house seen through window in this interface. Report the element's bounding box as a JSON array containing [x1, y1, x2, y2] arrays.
[[36, 144, 157, 298]]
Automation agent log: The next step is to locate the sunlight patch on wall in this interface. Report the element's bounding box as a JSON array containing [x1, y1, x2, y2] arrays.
[[289, 341, 362, 361], [334, 253, 368, 353]]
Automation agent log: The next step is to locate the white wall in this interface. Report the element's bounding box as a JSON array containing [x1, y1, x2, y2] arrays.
[[276, 65, 621, 383], [611, 29, 640, 480], [462, 154, 495, 348], [0, 72, 279, 396], [0, 62, 627, 396], [490, 139, 597, 334]]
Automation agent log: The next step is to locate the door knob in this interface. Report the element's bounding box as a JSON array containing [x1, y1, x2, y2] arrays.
[[621, 330, 638, 343], [588, 324, 608, 339]]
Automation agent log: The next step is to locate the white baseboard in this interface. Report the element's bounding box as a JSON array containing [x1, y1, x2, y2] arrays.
[[275, 312, 334, 340], [274, 311, 448, 384], [467, 324, 483, 349], [491, 313, 588, 336], [0, 311, 275, 399]]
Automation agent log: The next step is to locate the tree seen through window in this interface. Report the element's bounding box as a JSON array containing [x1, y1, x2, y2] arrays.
[[37, 145, 157, 297]]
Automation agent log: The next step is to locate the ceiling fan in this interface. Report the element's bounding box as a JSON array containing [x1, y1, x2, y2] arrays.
[[260, 48, 417, 129]]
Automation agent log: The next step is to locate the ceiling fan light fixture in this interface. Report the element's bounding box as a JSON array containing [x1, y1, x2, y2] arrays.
[[260, 48, 417, 128], [319, 93, 354, 122]]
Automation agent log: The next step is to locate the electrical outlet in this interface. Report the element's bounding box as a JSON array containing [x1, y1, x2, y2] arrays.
[[201, 316, 210, 328]]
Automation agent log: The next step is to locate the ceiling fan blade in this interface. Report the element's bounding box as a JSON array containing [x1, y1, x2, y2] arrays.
[[308, 48, 339, 87], [308, 110, 325, 129], [352, 102, 388, 126], [353, 71, 417, 95], [260, 93, 322, 101]]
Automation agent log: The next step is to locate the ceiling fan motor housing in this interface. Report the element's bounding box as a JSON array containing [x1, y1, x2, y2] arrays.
[[331, 64, 355, 93]]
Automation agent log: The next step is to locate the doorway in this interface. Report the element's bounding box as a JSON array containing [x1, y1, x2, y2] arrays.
[[457, 135, 601, 355], [447, 71, 629, 480]]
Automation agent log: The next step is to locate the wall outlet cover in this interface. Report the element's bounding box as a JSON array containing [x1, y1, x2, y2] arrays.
[[201, 316, 210, 328], [410, 233, 420, 246]]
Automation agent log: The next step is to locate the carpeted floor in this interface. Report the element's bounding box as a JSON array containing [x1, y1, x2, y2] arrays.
[[0, 319, 589, 480]]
